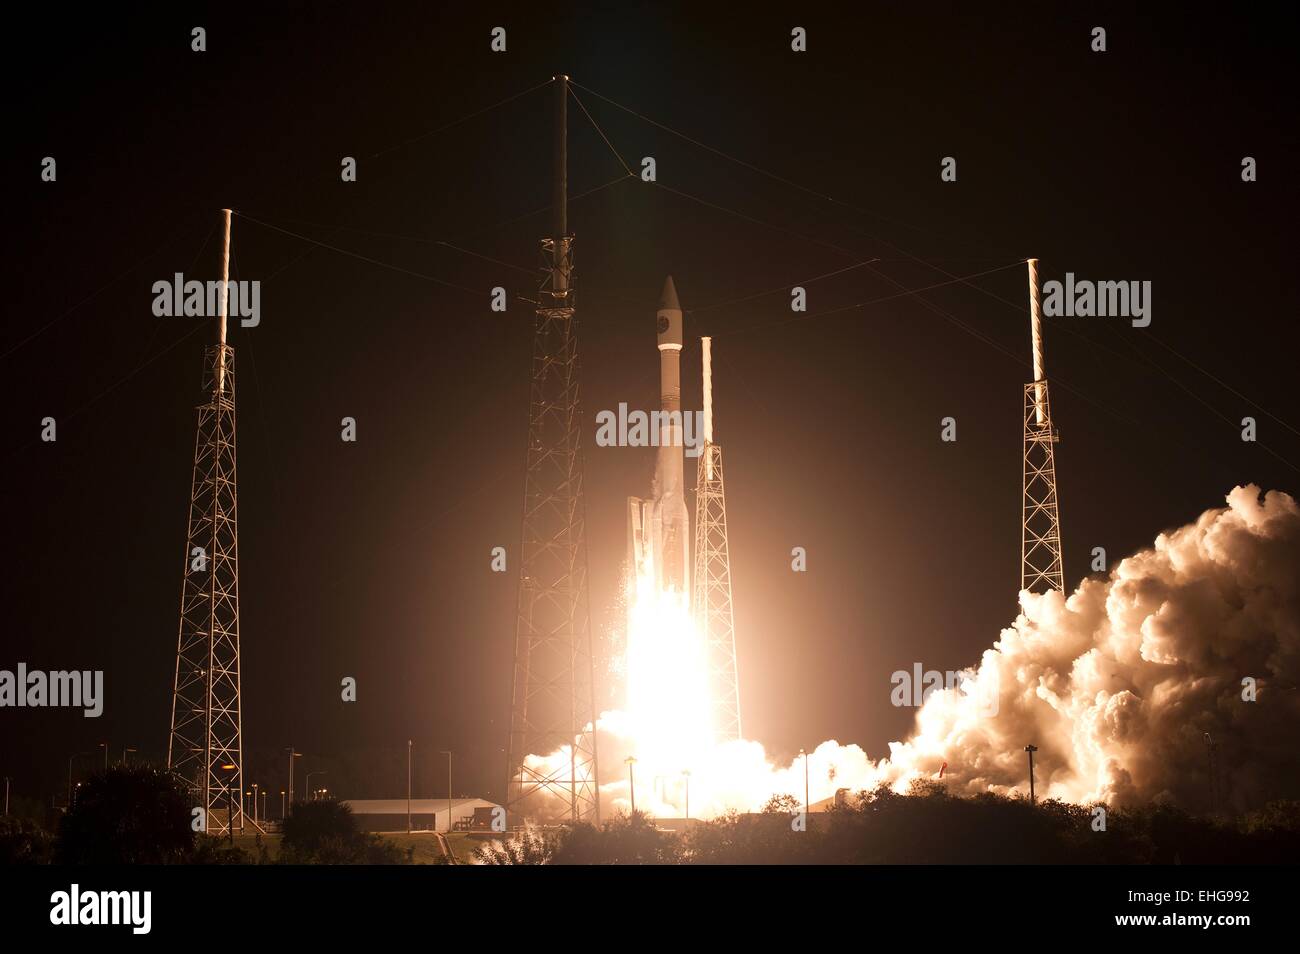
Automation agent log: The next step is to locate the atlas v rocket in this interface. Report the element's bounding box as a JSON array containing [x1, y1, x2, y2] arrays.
[[628, 276, 691, 597]]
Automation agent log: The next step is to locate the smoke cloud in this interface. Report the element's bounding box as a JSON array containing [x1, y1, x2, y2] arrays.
[[872, 484, 1300, 811], [532, 486, 1300, 818]]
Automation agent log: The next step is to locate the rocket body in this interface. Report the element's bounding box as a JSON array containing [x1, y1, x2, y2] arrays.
[[629, 276, 691, 597], [653, 276, 689, 595]]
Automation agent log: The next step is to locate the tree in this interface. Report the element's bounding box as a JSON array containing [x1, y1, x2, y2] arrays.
[[0, 815, 53, 864], [473, 826, 560, 865], [55, 766, 194, 864], [279, 798, 403, 864]]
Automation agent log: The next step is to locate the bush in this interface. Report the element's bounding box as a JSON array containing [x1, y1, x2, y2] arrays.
[[279, 799, 404, 864], [0, 815, 54, 864], [56, 766, 195, 864]]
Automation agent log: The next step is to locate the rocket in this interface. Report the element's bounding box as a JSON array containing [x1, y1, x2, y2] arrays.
[[628, 276, 691, 597]]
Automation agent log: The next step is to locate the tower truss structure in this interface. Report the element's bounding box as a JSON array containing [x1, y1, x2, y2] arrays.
[[507, 76, 600, 824], [694, 441, 741, 743], [168, 210, 244, 834], [1020, 258, 1065, 594]]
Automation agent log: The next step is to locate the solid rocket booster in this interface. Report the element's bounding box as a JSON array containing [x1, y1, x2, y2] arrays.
[[653, 275, 690, 594]]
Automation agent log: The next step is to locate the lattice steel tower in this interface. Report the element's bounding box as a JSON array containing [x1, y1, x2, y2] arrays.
[[507, 76, 600, 823], [693, 337, 742, 742], [168, 209, 245, 834], [1020, 258, 1065, 594]]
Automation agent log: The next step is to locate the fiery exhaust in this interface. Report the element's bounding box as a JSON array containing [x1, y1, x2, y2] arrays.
[[520, 486, 1300, 821]]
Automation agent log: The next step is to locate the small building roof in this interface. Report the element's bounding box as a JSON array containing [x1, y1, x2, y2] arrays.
[[342, 797, 497, 814]]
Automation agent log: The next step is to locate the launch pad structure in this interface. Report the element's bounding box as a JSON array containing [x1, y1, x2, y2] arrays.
[[1020, 257, 1065, 594], [693, 336, 742, 743], [506, 76, 601, 824], [167, 209, 246, 834]]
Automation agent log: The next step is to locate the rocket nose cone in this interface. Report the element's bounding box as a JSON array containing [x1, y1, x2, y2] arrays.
[[658, 275, 681, 312]]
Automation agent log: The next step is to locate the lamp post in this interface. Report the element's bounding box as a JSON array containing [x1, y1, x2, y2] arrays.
[[261, 789, 268, 822], [67, 752, 86, 809], [99, 743, 108, 772], [1025, 744, 1039, 804], [305, 772, 326, 803], [120, 746, 137, 766], [252, 783, 259, 825], [280, 790, 286, 820], [3, 777, 9, 816], [440, 751, 454, 834], [682, 770, 691, 821], [286, 747, 303, 807], [800, 748, 809, 816], [625, 756, 638, 814], [407, 740, 412, 834], [220, 763, 237, 843]]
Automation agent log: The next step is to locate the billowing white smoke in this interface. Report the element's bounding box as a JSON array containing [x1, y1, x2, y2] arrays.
[[534, 486, 1300, 818], [873, 484, 1300, 811]]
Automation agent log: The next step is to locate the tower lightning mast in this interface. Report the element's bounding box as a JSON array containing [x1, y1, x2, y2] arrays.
[[1020, 258, 1065, 594], [507, 76, 600, 823], [168, 208, 245, 834]]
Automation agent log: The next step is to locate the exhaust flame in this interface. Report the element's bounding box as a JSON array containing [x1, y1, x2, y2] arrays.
[[522, 486, 1300, 821]]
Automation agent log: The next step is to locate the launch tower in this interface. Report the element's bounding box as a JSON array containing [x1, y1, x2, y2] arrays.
[[167, 209, 245, 834], [693, 337, 742, 742], [506, 76, 601, 823], [1020, 258, 1065, 593]]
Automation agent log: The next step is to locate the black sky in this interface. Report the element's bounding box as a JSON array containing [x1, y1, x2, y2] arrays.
[[5, 3, 1297, 806]]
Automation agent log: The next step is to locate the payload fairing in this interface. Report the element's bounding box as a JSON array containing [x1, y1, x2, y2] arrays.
[[628, 276, 691, 598]]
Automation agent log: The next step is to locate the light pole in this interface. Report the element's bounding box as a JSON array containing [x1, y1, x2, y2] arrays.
[[407, 740, 413, 834], [220, 764, 237, 843], [305, 772, 326, 802], [3, 777, 9, 816], [120, 746, 137, 766], [261, 789, 268, 822], [800, 748, 809, 816], [625, 756, 638, 814], [67, 752, 85, 809], [682, 770, 691, 820], [280, 790, 286, 819], [252, 783, 259, 825], [440, 750, 453, 834], [99, 743, 108, 772], [1025, 744, 1039, 804], [286, 747, 302, 808]]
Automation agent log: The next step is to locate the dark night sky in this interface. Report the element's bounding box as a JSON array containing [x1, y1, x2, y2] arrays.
[[5, 3, 1297, 807]]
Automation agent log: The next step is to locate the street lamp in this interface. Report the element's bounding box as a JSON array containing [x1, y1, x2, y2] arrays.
[[98, 743, 108, 772], [305, 772, 326, 802], [220, 764, 237, 843], [67, 752, 86, 809], [280, 790, 286, 820], [1024, 745, 1039, 804], [800, 748, 810, 817], [625, 756, 638, 814], [681, 769, 691, 821], [285, 748, 303, 807], [251, 783, 260, 825], [3, 777, 10, 816], [120, 746, 137, 766], [440, 751, 453, 834], [407, 740, 412, 834]]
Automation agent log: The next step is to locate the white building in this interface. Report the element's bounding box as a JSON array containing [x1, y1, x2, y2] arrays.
[[342, 797, 501, 833]]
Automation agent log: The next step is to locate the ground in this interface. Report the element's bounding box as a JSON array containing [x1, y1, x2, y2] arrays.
[[229, 829, 502, 864]]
